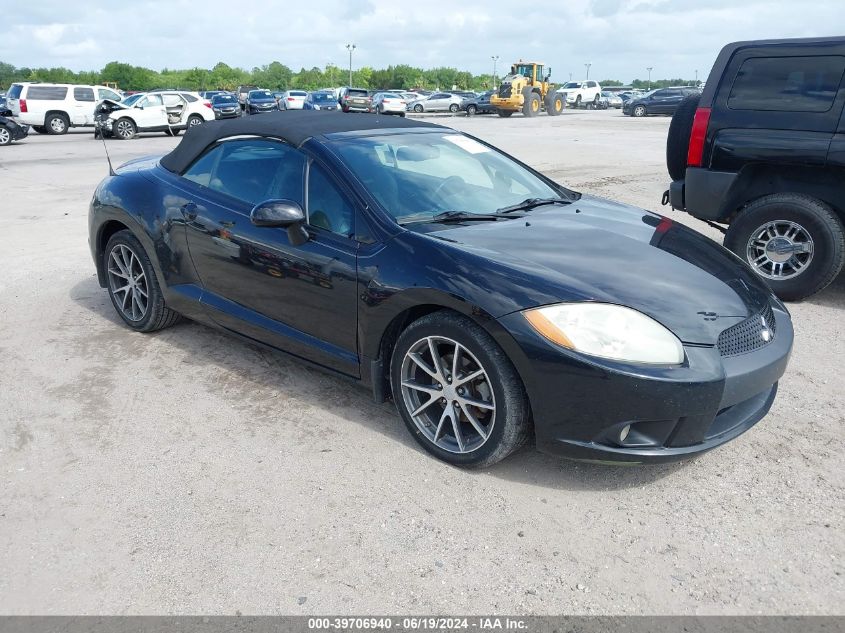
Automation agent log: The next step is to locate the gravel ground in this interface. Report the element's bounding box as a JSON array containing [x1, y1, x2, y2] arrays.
[[0, 109, 842, 615]]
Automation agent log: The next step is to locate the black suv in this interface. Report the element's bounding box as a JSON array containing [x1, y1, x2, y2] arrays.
[[666, 37, 845, 300]]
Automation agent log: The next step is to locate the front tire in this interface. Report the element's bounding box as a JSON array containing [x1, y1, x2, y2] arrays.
[[114, 118, 136, 140], [104, 230, 181, 332], [449, 103, 459, 113], [522, 90, 541, 117], [724, 194, 845, 301], [390, 311, 531, 467], [0, 126, 11, 146], [466, 104, 477, 116], [633, 104, 647, 117], [414, 104, 423, 113]]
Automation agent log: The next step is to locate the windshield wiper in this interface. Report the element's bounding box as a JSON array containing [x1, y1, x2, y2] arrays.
[[496, 197, 571, 214], [401, 210, 513, 225]]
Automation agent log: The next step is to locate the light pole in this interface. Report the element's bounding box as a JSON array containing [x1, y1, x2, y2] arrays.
[[584, 62, 591, 80], [569, 72, 572, 82], [346, 43, 356, 86], [491, 55, 499, 89], [327, 62, 334, 87], [695, 69, 698, 85], [647, 67, 653, 91]]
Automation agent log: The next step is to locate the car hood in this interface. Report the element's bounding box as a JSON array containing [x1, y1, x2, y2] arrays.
[[411, 195, 773, 345]]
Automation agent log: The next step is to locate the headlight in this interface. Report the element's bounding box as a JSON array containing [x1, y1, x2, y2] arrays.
[[523, 303, 684, 365]]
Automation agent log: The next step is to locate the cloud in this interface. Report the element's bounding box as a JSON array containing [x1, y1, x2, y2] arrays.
[[1, 0, 840, 82]]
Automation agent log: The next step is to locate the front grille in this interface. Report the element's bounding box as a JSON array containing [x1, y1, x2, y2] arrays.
[[717, 303, 776, 357], [498, 83, 512, 98]]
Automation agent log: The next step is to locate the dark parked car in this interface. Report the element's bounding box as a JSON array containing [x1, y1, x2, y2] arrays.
[[0, 114, 28, 145], [210, 93, 241, 119], [245, 90, 278, 115], [338, 87, 371, 113], [461, 90, 496, 115], [0, 95, 11, 117], [623, 87, 700, 117], [88, 112, 792, 467], [303, 91, 339, 111], [666, 36, 845, 301], [236, 85, 258, 110]]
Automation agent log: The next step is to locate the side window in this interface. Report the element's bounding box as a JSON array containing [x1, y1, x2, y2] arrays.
[[181, 93, 198, 102], [73, 87, 95, 102], [139, 94, 163, 108], [162, 94, 183, 107], [182, 139, 305, 207], [26, 86, 68, 100], [307, 162, 354, 238], [728, 55, 845, 112], [587, 81, 597, 88], [98, 89, 121, 101]]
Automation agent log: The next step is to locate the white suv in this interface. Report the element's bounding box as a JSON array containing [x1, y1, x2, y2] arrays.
[[557, 80, 602, 108], [6, 83, 123, 134], [98, 91, 215, 140]]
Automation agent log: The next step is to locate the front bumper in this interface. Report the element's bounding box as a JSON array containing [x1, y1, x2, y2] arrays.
[[214, 109, 240, 119], [496, 302, 793, 463]]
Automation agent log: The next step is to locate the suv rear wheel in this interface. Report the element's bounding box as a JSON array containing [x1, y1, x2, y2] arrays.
[[724, 193, 845, 301], [46, 113, 69, 135]]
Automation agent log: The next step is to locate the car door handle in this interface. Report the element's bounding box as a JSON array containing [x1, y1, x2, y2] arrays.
[[181, 202, 198, 220]]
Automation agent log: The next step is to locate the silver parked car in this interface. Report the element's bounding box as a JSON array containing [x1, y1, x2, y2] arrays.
[[406, 92, 463, 113], [599, 91, 624, 109]]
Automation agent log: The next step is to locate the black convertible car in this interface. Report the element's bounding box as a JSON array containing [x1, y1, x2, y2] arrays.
[[88, 111, 792, 466]]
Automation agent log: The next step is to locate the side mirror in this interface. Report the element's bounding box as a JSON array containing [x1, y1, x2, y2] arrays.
[[250, 199, 309, 246]]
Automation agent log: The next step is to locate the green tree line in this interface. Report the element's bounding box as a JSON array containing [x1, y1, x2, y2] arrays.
[[1, 60, 699, 93]]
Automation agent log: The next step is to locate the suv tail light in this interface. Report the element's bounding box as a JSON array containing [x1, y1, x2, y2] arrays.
[[19, 99, 27, 113], [203, 100, 212, 108], [687, 107, 711, 168]]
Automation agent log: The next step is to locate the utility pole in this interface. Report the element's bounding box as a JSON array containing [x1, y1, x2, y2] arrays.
[[569, 72, 572, 82], [585, 62, 591, 80], [647, 67, 653, 91], [491, 55, 499, 89], [327, 62, 334, 87], [346, 43, 356, 86], [695, 69, 698, 85]]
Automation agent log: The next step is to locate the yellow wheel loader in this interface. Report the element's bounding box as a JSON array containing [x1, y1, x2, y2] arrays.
[[490, 61, 564, 117]]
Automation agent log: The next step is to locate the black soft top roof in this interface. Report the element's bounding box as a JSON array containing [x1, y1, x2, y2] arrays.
[[159, 110, 443, 173]]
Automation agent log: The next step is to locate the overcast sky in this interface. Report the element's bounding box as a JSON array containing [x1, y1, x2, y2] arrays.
[[3, 0, 841, 82]]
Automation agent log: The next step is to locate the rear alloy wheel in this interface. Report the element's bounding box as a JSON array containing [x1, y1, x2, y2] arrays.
[[46, 113, 69, 135], [114, 118, 136, 140], [391, 311, 530, 467], [104, 230, 181, 332], [724, 193, 845, 301], [633, 104, 647, 117], [187, 115, 204, 128], [0, 126, 11, 146], [449, 103, 459, 113]]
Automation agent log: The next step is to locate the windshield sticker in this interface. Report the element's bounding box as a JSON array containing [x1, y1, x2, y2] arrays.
[[443, 135, 490, 154]]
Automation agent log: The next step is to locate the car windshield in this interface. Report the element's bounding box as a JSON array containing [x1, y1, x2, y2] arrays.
[[563, 82, 582, 89], [213, 95, 237, 104], [312, 93, 334, 102], [329, 132, 566, 223], [121, 94, 143, 106], [249, 90, 273, 99]]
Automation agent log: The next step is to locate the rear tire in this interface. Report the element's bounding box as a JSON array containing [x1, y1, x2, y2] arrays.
[[724, 193, 845, 301], [46, 113, 69, 135], [390, 311, 531, 467], [666, 94, 701, 181], [449, 103, 459, 113], [0, 125, 11, 146], [574, 95, 582, 108], [545, 92, 564, 116], [187, 115, 204, 129], [104, 230, 181, 332]]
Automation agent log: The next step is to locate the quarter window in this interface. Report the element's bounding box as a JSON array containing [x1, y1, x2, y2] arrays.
[[182, 139, 306, 207], [26, 86, 68, 100], [728, 55, 845, 112]]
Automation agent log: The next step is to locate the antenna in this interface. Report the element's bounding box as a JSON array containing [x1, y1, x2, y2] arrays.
[[97, 104, 115, 176]]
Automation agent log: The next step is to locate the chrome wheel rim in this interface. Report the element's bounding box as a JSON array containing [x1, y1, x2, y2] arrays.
[[107, 244, 149, 321], [400, 336, 495, 454], [0, 128, 10, 144], [50, 117, 66, 132], [189, 117, 202, 126], [116, 120, 133, 138], [746, 220, 814, 280]]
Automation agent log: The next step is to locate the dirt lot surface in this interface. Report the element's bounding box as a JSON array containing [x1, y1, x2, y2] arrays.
[[1, 110, 842, 615]]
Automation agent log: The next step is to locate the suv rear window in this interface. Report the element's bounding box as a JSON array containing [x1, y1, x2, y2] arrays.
[[8, 84, 23, 99], [728, 56, 845, 112], [74, 87, 95, 101], [347, 89, 368, 97], [27, 86, 69, 100]]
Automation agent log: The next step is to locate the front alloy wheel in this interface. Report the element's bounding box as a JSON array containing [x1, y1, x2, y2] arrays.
[[0, 126, 11, 146], [633, 105, 646, 117], [391, 311, 530, 467], [400, 336, 496, 454]]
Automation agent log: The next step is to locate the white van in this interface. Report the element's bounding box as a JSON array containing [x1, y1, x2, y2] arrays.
[[6, 83, 123, 134]]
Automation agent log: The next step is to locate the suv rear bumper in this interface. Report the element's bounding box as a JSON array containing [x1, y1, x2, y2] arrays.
[[669, 168, 738, 220]]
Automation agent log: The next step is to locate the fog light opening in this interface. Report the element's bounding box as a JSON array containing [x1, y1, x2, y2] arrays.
[[619, 424, 631, 443]]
